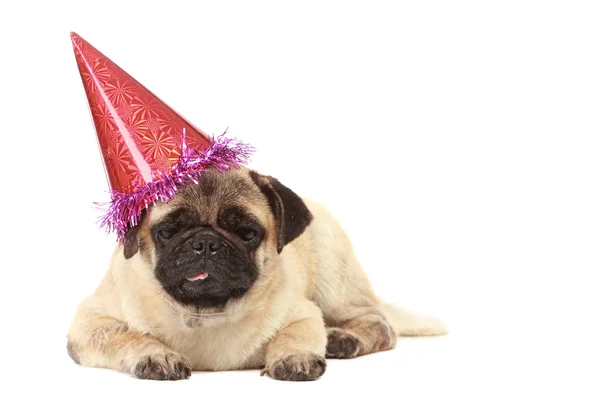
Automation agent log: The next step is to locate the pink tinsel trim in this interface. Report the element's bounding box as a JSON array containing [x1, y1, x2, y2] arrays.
[[96, 130, 254, 242]]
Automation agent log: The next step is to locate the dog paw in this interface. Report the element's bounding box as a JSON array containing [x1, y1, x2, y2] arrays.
[[326, 328, 361, 358], [263, 353, 326, 381], [132, 352, 192, 380]]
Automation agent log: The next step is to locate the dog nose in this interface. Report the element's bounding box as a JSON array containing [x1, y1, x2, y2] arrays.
[[208, 240, 221, 253], [192, 237, 222, 254]]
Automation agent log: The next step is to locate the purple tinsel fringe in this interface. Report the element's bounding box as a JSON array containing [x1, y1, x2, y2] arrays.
[[96, 130, 255, 242]]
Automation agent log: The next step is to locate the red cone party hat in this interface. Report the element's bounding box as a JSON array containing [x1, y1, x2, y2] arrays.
[[70, 32, 253, 241]]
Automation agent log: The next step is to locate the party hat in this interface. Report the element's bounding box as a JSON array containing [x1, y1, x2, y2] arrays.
[[70, 32, 254, 240]]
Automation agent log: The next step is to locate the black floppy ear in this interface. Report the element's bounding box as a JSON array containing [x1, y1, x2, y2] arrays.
[[250, 171, 313, 254], [123, 223, 140, 259]]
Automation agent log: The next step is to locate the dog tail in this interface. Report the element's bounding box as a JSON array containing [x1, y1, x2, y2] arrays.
[[379, 300, 448, 337]]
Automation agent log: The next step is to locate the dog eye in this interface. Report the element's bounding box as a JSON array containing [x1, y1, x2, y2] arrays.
[[158, 228, 178, 240], [237, 227, 256, 241]]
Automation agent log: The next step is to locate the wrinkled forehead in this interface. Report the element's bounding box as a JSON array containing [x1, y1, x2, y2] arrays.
[[147, 169, 268, 225]]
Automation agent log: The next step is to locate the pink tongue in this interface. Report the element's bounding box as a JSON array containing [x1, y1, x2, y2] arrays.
[[186, 272, 209, 281]]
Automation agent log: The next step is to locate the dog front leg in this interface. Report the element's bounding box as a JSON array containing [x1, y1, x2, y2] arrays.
[[262, 300, 327, 381], [67, 298, 191, 380]]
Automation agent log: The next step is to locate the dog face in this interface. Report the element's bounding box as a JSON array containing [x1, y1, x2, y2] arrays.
[[123, 168, 313, 309]]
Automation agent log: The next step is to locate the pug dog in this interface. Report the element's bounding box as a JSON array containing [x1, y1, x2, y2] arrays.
[[67, 167, 446, 381]]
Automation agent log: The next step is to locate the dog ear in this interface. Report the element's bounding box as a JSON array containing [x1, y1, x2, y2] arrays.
[[123, 223, 140, 259], [250, 171, 313, 253]]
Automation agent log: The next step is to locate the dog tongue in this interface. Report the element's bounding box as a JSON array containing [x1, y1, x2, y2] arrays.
[[186, 272, 209, 281]]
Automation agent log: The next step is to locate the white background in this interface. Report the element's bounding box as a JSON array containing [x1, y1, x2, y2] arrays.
[[1, 1, 599, 399]]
